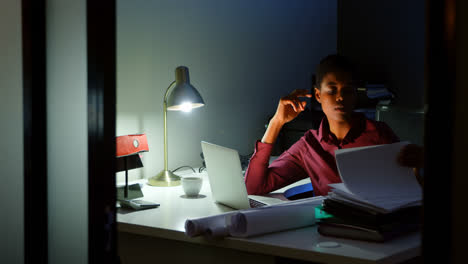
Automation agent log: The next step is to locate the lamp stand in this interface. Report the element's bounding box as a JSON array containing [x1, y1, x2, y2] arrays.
[[148, 81, 181, 187], [148, 169, 181, 187], [124, 156, 128, 198]]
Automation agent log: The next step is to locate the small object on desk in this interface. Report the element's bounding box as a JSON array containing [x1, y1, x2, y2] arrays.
[[181, 176, 203, 197], [117, 183, 159, 211], [315, 205, 334, 220], [116, 133, 149, 199], [317, 198, 421, 242], [316, 241, 340, 248], [115, 133, 159, 210], [321, 198, 421, 227], [284, 183, 314, 200], [119, 199, 160, 210], [317, 220, 419, 242], [117, 183, 144, 200]]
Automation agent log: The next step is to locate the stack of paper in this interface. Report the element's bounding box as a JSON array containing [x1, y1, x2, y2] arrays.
[[329, 142, 422, 214], [185, 196, 325, 239]]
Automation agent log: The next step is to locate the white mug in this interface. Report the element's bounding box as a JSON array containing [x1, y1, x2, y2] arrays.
[[181, 176, 203, 197]]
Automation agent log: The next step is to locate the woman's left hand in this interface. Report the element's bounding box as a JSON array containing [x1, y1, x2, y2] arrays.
[[397, 144, 424, 186], [397, 144, 424, 168]]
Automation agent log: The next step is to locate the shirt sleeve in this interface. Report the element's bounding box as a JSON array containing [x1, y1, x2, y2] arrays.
[[244, 140, 308, 195]]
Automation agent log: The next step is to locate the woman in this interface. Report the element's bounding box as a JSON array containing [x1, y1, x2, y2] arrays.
[[245, 54, 423, 196]]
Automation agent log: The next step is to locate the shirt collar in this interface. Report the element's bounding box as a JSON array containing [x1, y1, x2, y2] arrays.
[[317, 117, 330, 143], [318, 112, 367, 145]]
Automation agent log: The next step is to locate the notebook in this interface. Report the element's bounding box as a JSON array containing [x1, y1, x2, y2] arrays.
[[201, 141, 285, 209]]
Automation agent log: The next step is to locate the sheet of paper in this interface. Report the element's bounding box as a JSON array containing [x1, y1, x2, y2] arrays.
[[334, 142, 422, 201], [328, 187, 421, 213], [248, 195, 285, 205]]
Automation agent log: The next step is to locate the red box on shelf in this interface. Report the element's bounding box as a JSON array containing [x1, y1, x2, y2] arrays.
[[116, 133, 149, 157]]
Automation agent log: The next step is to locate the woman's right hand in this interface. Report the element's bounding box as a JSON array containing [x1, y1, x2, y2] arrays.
[[261, 89, 312, 144], [272, 89, 313, 125]]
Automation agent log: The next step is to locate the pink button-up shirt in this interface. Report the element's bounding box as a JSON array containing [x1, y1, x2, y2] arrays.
[[244, 113, 399, 196]]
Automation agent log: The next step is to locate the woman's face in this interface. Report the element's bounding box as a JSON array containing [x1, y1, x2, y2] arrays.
[[314, 72, 357, 123]]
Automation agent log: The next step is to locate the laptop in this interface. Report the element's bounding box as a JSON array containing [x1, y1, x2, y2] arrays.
[[201, 141, 285, 209]]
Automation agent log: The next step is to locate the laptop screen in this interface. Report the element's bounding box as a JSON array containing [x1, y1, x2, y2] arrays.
[[201, 141, 251, 209]]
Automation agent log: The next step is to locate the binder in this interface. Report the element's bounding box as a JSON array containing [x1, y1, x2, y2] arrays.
[[322, 198, 421, 227], [318, 218, 420, 242]]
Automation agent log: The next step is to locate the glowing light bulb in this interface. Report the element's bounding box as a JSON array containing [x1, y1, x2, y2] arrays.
[[180, 102, 192, 112]]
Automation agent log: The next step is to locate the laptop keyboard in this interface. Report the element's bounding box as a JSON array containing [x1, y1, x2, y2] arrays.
[[249, 198, 267, 208]]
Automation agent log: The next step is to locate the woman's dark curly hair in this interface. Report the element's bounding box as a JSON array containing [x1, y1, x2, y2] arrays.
[[315, 54, 356, 89]]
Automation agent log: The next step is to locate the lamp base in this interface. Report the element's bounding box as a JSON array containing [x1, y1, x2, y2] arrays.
[[147, 170, 181, 187]]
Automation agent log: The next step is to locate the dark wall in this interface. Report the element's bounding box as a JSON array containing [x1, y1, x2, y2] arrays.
[[338, 0, 425, 108]]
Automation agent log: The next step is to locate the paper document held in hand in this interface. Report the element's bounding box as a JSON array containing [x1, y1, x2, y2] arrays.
[[330, 142, 422, 213]]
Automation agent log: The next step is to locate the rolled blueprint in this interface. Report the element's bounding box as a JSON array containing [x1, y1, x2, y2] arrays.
[[184, 211, 235, 238], [228, 197, 323, 237], [184, 196, 324, 239]]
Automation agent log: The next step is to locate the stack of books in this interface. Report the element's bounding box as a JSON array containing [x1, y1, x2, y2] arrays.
[[317, 142, 423, 242]]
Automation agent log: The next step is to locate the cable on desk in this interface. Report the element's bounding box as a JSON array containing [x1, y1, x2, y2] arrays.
[[239, 152, 253, 171], [173, 166, 196, 173]]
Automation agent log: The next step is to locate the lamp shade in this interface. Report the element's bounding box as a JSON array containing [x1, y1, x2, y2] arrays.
[[166, 66, 205, 111]]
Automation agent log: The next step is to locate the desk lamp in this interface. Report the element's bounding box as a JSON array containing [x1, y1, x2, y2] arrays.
[[148, 66, 205, 187]]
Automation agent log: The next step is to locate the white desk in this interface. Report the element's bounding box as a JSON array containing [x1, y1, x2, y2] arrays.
[[117, 170, 421, 264]]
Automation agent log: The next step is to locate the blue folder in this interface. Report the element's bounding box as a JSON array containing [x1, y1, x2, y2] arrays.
[[284, 183, 314, 200]]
